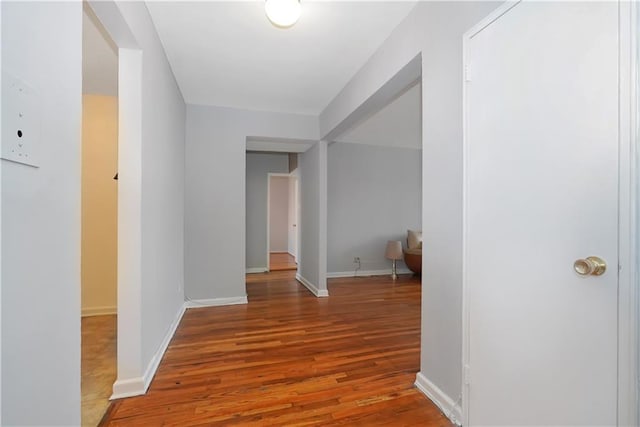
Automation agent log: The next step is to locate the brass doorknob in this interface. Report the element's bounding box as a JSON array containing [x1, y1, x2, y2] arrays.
[[573, 256, 606, 276]]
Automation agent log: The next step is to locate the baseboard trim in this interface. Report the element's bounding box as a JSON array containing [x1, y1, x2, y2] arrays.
[[414, 372, 462, 426], [111, 295, 250, 400], [326, 268, 412, 279], [184, 296, 249, 308], [141, 303, 186, 392], [81, 305, 117, 317], [295, 274, 329, 297], [110, 377, 146, 400], [111, 303, 186, 400], [246, 267, 268, 274]]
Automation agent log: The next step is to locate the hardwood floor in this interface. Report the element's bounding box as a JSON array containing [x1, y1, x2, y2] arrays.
[[269, 252, 298, 271], [100, 271, 451, 426], [82, 314, 117, 427]]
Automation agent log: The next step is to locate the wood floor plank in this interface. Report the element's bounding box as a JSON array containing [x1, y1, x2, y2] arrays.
[[269, 253, 298, 271], [100, 272, 452, 426]]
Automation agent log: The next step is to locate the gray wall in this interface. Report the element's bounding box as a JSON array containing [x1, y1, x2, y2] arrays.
[[185, 105, 318, 300], [2, 2, 82, 424], [246, 153, 288, 270], [320, 0, 501, 404], [327, 142, 421, 274], [269, 176, 290, 253], [298, 141, 328, 292], [336, 83, 422, 149], [117, 1, 187, 375]]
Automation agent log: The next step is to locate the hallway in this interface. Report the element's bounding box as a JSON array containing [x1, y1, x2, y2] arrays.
[[269, 252, 297, 271], [100, 271, 447, 425]]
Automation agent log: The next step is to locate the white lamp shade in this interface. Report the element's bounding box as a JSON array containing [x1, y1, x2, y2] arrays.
[[385, 240, 403, 260], [265, 0, 301, 28]]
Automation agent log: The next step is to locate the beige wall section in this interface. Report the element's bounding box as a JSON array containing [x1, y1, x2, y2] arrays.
[[82, 95, 118, 316]]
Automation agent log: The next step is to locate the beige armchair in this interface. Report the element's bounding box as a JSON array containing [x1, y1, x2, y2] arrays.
[[403, 230, 422, 274]]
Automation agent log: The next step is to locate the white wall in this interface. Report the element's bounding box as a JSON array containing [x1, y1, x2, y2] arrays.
[[1, 2, 82, 424], [115, 1, 186, 377], [245, 153, 289, 270], [185, 105, 318, 300], [269, 176, 289, 253], [1, 4, 3, 417], [320, 0, 501, 405], [327, 142, 421, 274], [637, 6, 640, 421], [83, 7, 118, 97], [90, 1, 186, 396]]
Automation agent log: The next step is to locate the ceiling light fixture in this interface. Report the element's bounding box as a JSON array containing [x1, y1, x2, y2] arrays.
[[265, 0, 301, 28]]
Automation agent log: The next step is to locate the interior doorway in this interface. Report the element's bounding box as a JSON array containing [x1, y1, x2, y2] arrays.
[[246, 147, 306, 276], [78, 0, 148, 407], [267, 173, 299, 272], [80, 3, 118, 425], [326, 81, 422, 280]]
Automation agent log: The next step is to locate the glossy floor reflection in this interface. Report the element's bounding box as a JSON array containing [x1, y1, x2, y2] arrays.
[[82, 314, 116, 426], [101, 271, 449, 426]]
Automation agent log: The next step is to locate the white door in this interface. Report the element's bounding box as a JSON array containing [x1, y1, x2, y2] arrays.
[[464, 1, 619, 425], [288, 177, 299, 261]]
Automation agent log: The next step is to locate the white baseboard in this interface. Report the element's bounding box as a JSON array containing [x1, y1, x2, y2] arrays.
[[110, 376, 146, 400], [111, 303, 186, 400], [414, 372, 462, 426], [326, 268, 412, 279], [81, 305, 117, 317], [111, 295, 250, 400], [184, 296, 248, 308], [246, 267, 268, 274], [295, 274, 329, 297]]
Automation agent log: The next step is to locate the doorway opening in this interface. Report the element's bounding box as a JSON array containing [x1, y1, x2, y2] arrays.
[[245, 150, 300, 275], [80, 0, 147, 412], [326, 81, 422, 282], [267, 172, 299, 272], [80, 3, 118, 425]]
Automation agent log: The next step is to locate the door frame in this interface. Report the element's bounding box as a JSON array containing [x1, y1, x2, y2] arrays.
[[85, 0, 146, 399], [461, 1, 638, 425], [292, 173, 300, 262]]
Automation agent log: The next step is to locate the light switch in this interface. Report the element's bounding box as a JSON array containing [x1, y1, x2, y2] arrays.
[[2, 71, 40, 167]]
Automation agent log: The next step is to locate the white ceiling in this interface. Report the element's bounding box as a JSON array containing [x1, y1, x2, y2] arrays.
[[82, 2, 420, 148], [82, 6, 118, 96], [145, 1, 417, 114], [336, 82, 421, 148]]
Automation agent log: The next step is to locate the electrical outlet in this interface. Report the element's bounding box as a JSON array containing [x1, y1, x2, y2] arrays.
[[353, 257, 360, 264]]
